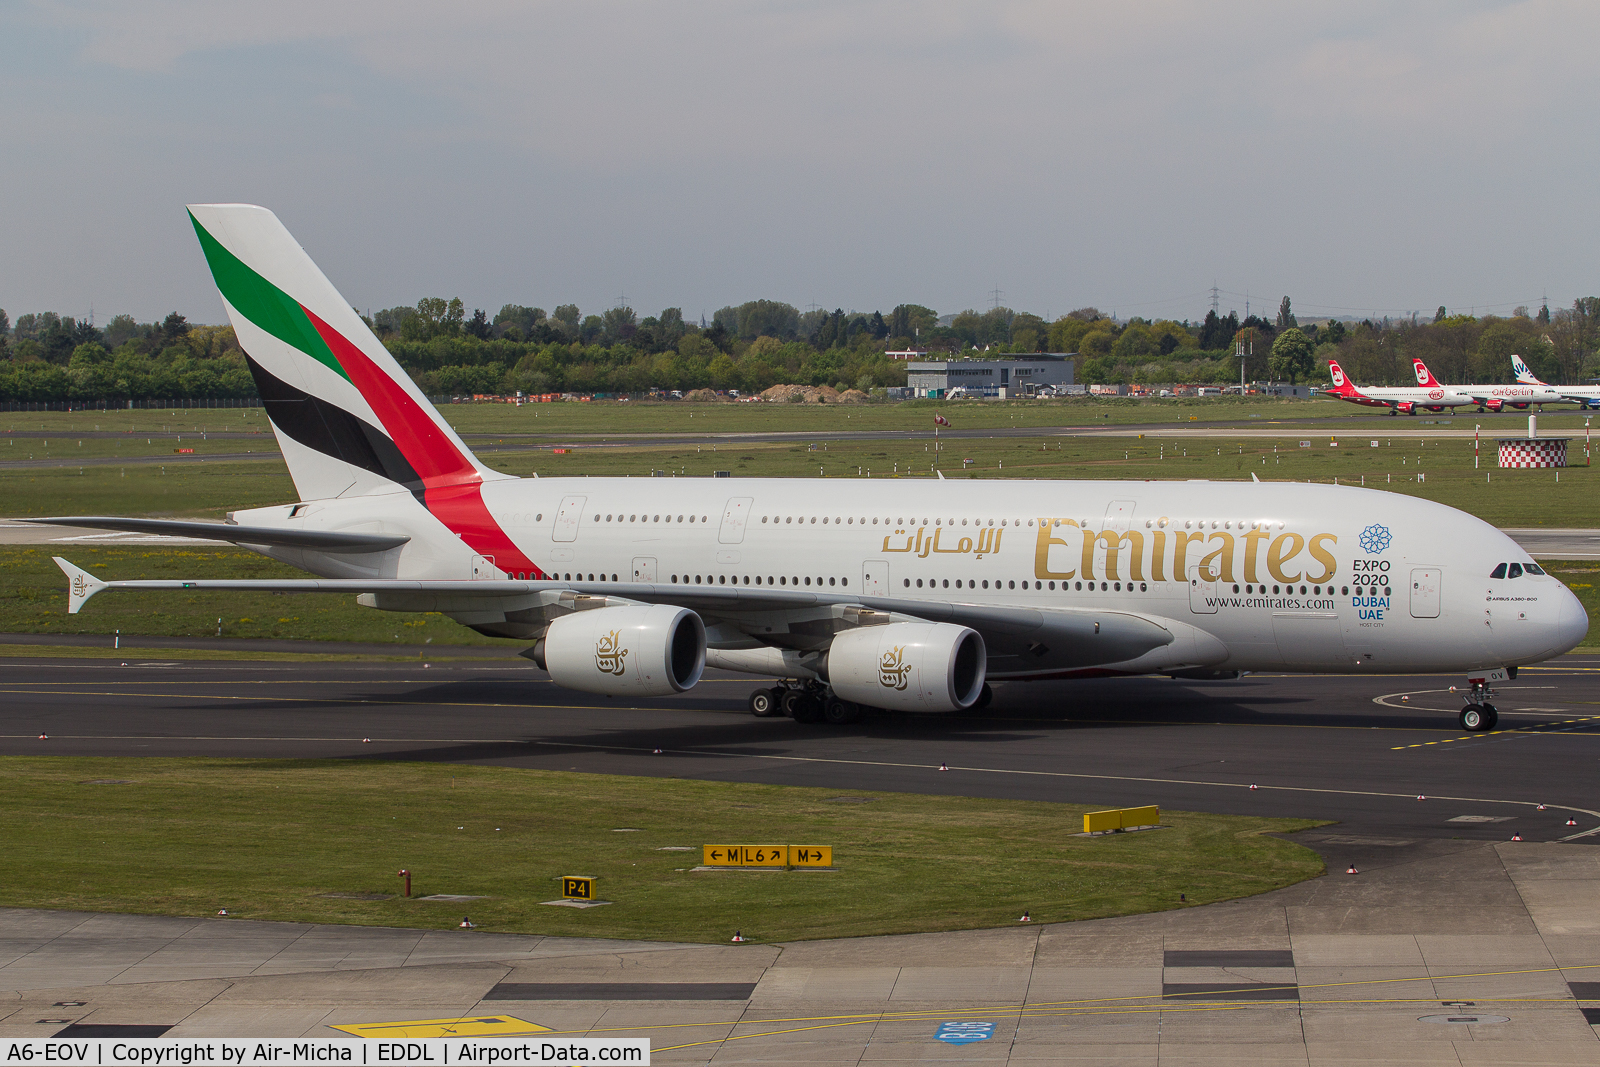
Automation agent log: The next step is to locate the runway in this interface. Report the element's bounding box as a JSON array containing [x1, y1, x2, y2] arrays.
[[4, 655, 1598, 845]]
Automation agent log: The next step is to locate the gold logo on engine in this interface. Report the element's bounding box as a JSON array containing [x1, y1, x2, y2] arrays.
[[878, 645, 911, 690], [595, 630, 628, 676], [71, 574, 86, 597]]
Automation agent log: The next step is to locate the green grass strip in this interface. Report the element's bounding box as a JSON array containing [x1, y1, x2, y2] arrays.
[[0, 758, 1325, 942]]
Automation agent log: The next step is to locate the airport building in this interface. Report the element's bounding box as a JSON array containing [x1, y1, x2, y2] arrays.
[[906, 354, 1076, 398]]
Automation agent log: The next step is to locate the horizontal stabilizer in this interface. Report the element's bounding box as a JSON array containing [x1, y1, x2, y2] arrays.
[[52, 557, 106, 614], [28, 517, 408, 553]]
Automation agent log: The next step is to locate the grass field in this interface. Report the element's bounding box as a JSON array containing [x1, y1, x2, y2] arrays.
[[6, 426, 1598, 527], [0, 757, 1325, 941], [17, 395, 1600, 440]]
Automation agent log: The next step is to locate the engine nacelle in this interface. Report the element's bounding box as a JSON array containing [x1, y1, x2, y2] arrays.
[[540, 605, 705, 696], [827, 622, 986, 713], [1485, 398, 1505, 412], [1396, 401, 1415, 414]]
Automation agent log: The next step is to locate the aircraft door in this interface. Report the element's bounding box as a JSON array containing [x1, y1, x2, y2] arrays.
[[553, 495, 587, 542], [632, 557, 657, 583], [1103, 500, 1136, 532], [862, 560, 889, 596], [471, 554, 500, 580], [719, 497, 753, 544], [1410, 567, 1441, 618], [1187, 565, 1217, 613]]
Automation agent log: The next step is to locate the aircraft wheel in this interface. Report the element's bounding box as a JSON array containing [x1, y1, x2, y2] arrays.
[[974, 683, 994, 711], [1460, 705, 1489, 732], [823, 696, 862, 725], [749, 688, 781, 717], [785, 689, 823, 723], [1482, 703, 1499, 729]]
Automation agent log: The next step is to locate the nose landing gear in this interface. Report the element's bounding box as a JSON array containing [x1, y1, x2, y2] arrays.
[[1458, 679, 1499, 732]]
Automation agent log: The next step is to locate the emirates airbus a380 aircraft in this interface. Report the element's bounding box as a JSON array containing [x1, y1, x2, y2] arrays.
[[39, 206, 1588, 733]]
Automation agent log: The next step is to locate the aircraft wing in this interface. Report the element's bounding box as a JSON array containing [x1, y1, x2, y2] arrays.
[[28, 517, 409, 553], [51, 558, 1176, 670]]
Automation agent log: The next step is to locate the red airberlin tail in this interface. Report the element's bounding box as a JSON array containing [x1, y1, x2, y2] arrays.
[[1412, 358, 1443, 388], [1325, 360, 1359, 396]]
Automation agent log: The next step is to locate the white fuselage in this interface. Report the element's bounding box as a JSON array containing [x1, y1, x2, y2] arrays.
[[235, 476, 1586, 678], [1332, 384, 1478, 411]]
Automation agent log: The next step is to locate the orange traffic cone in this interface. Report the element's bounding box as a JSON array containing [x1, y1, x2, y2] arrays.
[[1537, 804, 1547, 811], [1249, 784, 1258, 791], [1566, 818, 1579, 826], [1416, 795, 1426, 801], [939, 763, 949, 772], [1346, 865, 1358, 875], [37, 733, 46, 740], [731, 931, 745, 942], [1510, 833, 1522, 841], [1018, 911, 1031, 922]]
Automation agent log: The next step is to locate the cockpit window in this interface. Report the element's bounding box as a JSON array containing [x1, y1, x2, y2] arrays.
[[1525, 563, 1545, 575], [1490, 563, 1507, 579], [1507, 563, 1524, 579]]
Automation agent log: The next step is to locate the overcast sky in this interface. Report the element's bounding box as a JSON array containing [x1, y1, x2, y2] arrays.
[[4, 1, 1597, 329]]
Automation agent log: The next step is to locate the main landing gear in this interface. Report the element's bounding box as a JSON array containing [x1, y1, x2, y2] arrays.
[[748, 681, 868, 724], [1458, 679, 1499, 732]]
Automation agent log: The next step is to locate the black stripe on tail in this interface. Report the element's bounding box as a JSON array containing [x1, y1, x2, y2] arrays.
[[245, 354, 424, 503]]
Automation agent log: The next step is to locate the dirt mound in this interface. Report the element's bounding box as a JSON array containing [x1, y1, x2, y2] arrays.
[[681, 388, 728, 402], [760, 384, 842, 404], [837, 389, 871, 404]]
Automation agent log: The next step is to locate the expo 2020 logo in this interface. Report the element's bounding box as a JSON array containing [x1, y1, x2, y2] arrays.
[[1358, 524, 1392, 554]]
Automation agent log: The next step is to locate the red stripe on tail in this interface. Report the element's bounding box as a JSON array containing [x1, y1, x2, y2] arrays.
[[302, 308, 544, 578]]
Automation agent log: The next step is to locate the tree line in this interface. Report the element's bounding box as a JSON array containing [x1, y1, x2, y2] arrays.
[[0, 293, 1595, 402]]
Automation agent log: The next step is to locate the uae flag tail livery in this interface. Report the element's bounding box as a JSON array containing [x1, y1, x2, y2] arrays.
[[186, 205, 540, 578]]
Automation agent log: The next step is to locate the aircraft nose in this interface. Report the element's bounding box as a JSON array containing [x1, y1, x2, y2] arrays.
[[1557, 583, 1590, 654]]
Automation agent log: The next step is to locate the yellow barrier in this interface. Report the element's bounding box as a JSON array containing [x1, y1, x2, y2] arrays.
[[1083, 809, 1123, 833], [1083, 805, 1161, 834]]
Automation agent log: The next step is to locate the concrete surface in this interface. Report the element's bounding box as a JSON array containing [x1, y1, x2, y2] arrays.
[[1, 840, 1596, 1062]]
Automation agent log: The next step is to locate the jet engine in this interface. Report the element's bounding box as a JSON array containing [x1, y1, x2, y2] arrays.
[[827, 622, 986, 713], [1395, 401, 1415, 414], [537, 604, 705, 696]]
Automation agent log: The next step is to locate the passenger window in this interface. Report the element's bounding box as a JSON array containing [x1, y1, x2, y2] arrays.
[[1525, 563, 1545, 575], [1508, 563, 1523, 578]]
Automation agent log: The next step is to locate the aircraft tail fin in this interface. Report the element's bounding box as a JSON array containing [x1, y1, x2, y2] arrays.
[[186, 204, 497, 504], [1412, 357, 1442, 387], [1511, 353, 1547, 385], [1325, 359, 1357, 395]]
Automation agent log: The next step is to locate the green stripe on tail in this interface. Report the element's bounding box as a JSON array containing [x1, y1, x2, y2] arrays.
[[188, 210, 349, 383]]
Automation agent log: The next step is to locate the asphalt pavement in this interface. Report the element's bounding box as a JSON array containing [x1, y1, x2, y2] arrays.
[[3, 656, 1597, 844]]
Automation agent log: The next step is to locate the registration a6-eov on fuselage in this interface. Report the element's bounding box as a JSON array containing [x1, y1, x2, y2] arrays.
[[42, 204, 1589, 733]]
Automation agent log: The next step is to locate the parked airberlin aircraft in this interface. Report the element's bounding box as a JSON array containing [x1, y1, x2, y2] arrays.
[[1410, 357, 1569, 412], [1512, 354, 1600, 408], [37, 206, 1588, 733], [1323, 358, 1477, 415]]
